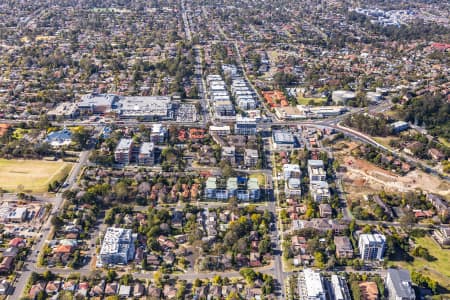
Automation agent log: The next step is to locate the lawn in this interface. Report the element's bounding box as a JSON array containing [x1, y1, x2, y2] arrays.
[[297, 96, 327, 105], [249, 173, 266, 186], [0, 159, 73, 193], [392, 236, 450, 292]]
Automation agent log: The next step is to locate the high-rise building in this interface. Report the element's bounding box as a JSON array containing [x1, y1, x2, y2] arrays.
[[358, 234, 386, 260]]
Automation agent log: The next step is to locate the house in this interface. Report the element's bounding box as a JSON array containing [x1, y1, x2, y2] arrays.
[[90, 280, 105, 297], [334, 236, 354, 258], [104, 282, 119, 295], [319, 203, 332, 218], [3, 247, 19, 257], [75, 282, 89, 298], [386, 268, 415, 300], [428, 148, 445, 161], [0, 256, 14, 273], [45, 281, 61, 295], [250, 252, 262, 267], [163, 285, 177, 299], [54, 245, 74, 254], [118, 285, 131, 298], [8, 237, 26, 248], [29, 282, 46, 299], [147, 286, 162, 299], [133, 283, 145, 298], [63, 280, 77, 292]]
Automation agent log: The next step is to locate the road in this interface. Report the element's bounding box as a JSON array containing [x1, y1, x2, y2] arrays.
[[8, 150, 91, 299]]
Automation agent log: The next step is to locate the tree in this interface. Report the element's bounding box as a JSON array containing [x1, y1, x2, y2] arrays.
[[399, 210, 416, 234], [153, 269, 163, 287], [106, 270, 117, 283], [314, 252, 325, 269], [114, 181, 128, 201], [212, 275, 222, 285]]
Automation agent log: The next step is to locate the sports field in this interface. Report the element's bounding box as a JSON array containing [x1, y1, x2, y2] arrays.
[[0, 159, 73, 193]]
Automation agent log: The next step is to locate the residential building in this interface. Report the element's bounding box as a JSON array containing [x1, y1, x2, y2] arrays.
[[235, 116, 257, 135], [427, 193, 449, 215], [319, 203, 332, 218], [99, 227, 136, 266], [222, 146, 236, 165], [209, 125, 231, 136], [359, 234, 386, 260], [285, 178, 302, 197], [272, 130, 295, 150], [433, 227, 450, 246], [298, 268, 326, 300], [204, 177, 260, 201], [334, 236, 354, 258], [331, 275, 351, 300], [114, 138, 134, 165], [308, 160, 326, 182], [150, 124, 167, 144], [244, 149, 259, 167], [138, 142, 155, 166], [310, 181, 330, 202], [283, 164, 302, 180], [386, 268, 415, 300], [283, 164, 302, 197]]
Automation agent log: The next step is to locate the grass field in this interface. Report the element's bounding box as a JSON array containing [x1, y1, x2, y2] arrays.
[[392, 236, 450, 292], [250, 173, 266, 186], [297, 96, 327, 105], [0, 159, 73, 193]]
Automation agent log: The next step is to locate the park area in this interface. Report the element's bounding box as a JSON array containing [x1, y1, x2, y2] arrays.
[[0, 159, 73, 193], [394, 236, 450, 294]]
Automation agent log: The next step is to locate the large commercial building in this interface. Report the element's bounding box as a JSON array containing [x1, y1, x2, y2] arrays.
[[332, 90, 356, 105], [386, 268, 415, 300], [204, 177, 260, 201], [119, 96, 173, 120], [78, 93, 118, 114], [99, 227, 136, 266], [77, 94, 174, 120], [358, 234, 386, 261], [298, 268, 326, 300], [114, 138, 134, 165], [272, 130, 295, 150]]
